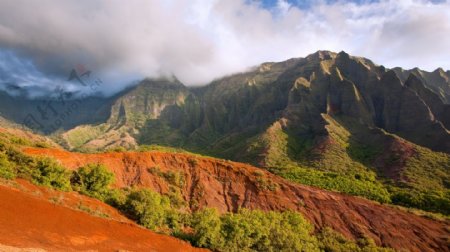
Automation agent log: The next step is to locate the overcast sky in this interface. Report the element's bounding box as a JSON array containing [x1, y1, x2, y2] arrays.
[[0, 0, 449, 97]]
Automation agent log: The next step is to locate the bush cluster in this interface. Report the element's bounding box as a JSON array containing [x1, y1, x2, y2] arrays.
[[32, 157, 72, 191], [71, 163, 115, 201], [0, 140, 115, 198], [389, 187, 450, 215], [277, 167, 391, 203], [0, 151, 15, 179], [189, 208, 319, 252]]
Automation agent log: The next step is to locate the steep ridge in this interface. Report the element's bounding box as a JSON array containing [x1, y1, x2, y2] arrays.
[[58, 51, 449, 155], [0, 179, 205, 252], [60, 78, 190, 151], [393, 67, 450, 104], [24, 147, 450, 252]]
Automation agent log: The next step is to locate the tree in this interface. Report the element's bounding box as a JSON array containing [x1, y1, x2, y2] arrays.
[[123, 189, 174, 231], [190, 208, 224, 250], [0, 151, 15, 179], [32, 157, 71, 191], [73, 163, 114, 200]]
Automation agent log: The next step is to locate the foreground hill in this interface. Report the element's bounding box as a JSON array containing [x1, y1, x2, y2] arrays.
[[0, 179, 205, 251], [24, 147, 450, 252]]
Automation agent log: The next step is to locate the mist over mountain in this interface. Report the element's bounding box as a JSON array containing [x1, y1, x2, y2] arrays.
[[0, 0, 449, 98]]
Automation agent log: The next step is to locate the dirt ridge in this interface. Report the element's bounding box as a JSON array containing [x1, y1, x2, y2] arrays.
[[24, 147, 450, 252], [0, 179, 206, 252]]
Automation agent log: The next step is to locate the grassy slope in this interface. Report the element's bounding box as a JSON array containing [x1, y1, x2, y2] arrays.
[[251, 114, 450, 214]]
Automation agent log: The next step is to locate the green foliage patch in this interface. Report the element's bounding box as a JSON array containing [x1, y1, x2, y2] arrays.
[[32, 157, 72, 191], [71, 163, 115, 201], [276, 166, 391, 203], [0, 151, 15, 179]]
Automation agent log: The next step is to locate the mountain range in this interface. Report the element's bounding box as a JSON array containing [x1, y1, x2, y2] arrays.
[[0, 50, 449, 251]]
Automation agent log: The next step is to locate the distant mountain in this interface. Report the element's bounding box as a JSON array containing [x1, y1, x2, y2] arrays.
[[393, 66, 450, 104], [52, 51, 449, 153]]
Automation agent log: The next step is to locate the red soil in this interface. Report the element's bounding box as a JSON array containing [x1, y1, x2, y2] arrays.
[[0, 179, 206, 251], [24, 147, 450, 252]]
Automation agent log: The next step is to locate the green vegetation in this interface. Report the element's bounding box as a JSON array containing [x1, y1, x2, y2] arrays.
[[389, 188, 449, 215], [121, 189, 182, 231], [71, 163, 115, 201], [251, 117, 450, 215], [0, 143, 71, 191], [0, 151, 15, 179], [277, 166, 391, 203], [32, 157, 72, 191], [147, 167, 186, 188], [108, 146, 127, 152], [347, 144, 381, 165], [139, 144, 190, 153], [317, 227, 394, 252], [384, 147, 450, 215], [189, 208, 319, 252], [116, 190, 392, 252], [255, 176, 279, 192], [0, 131, 54, 149], [62, 125, 106, 149], [138, 144, 212, 160]]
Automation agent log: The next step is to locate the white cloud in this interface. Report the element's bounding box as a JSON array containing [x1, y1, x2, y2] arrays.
[[0, 0, 448, 96]]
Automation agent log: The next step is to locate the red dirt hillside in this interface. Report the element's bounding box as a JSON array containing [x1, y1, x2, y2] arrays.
[[24, 147, 450, 252], [0, 180, 206, 252]]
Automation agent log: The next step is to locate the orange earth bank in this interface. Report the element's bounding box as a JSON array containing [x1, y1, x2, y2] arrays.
[[24, 147, 450, 252], [0, 179, 206, 251]]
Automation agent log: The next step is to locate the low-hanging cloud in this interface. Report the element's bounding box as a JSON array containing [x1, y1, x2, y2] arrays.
[[0, 0, 449, 97]]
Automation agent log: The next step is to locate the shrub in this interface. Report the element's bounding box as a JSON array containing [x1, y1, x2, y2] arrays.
[[109, 146, 127, 152], [105, 188, 128, 207], [188, 158, 198, 167], [162, 171, 185, 187], [190, 208, 320, 252], [1, 144, 35, 178], [72, 163, 115, 201], [279, 167, 391, 203], [122, 189, 179, 231], [32, 157, 71, 191], [190, 208, 225, 250], [255, 176, 279, 191], [389, 187, 450, 215], [317, 227, 394, 252], [0, 151, 15, 179]]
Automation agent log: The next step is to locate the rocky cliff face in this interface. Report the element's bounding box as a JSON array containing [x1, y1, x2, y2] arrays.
[[119, 51, 449, 156], [394, 67, 450, 104]]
